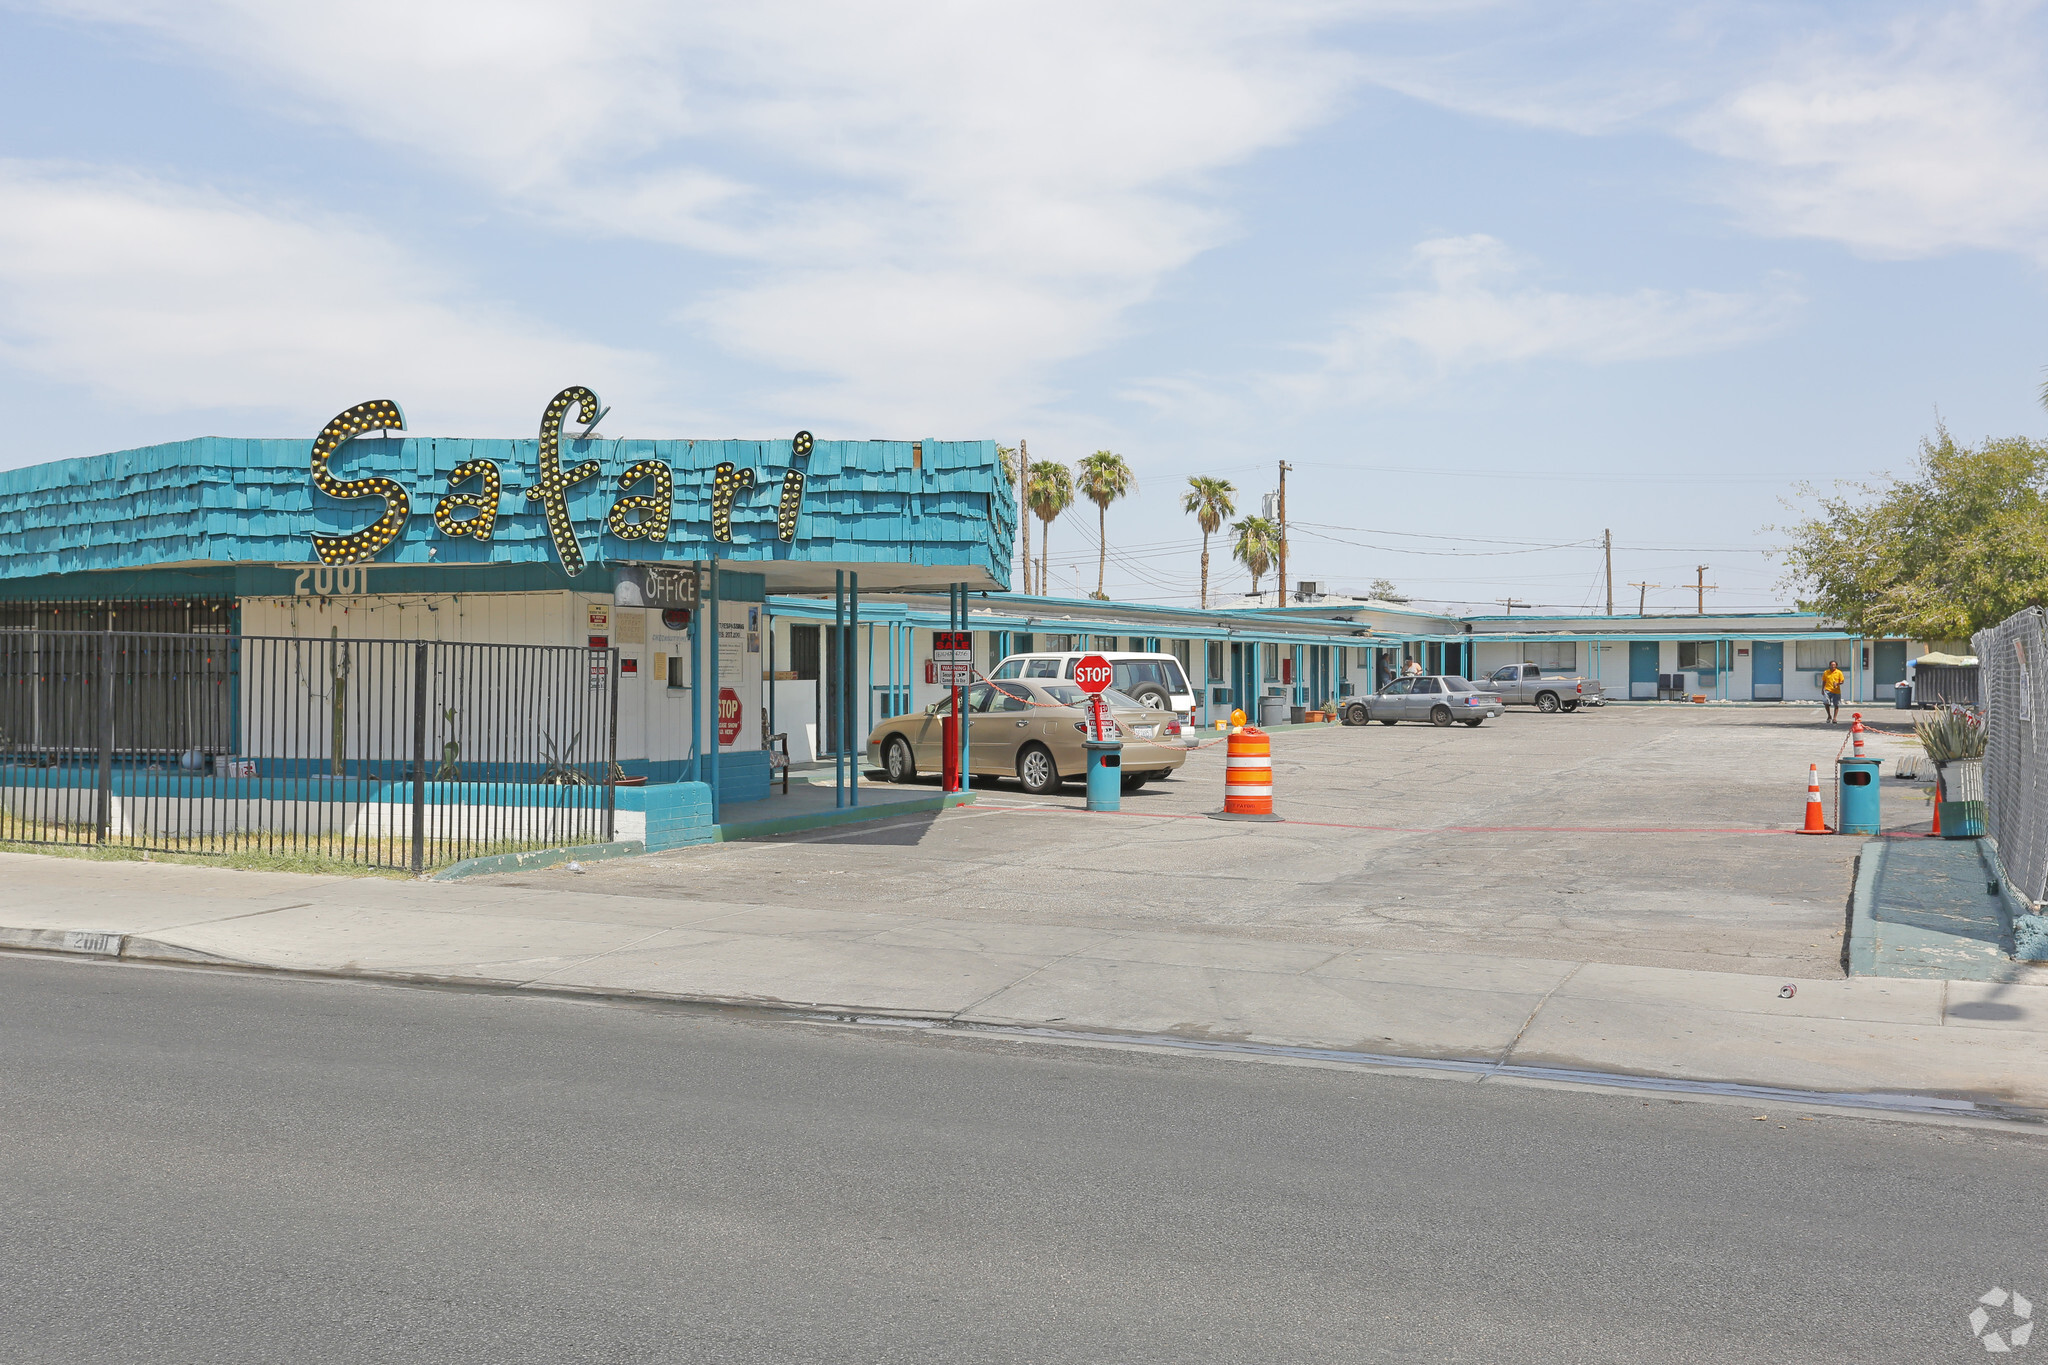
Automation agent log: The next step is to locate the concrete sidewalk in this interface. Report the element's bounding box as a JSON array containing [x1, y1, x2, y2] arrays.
[[6, 852, 2046, 1116]]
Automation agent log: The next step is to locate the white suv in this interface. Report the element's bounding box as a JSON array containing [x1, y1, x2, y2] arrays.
[[990, 652, 1199, 742]]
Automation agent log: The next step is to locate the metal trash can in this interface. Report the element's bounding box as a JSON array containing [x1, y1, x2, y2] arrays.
[[1258, 695, 1289, 728], [1084, 738, 1122, 812], [1893, 679, 1913, 711], [1836, 757, 1882, 836]]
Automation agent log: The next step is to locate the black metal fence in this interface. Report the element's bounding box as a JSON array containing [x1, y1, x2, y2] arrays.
[[0, 632, 619, 873]]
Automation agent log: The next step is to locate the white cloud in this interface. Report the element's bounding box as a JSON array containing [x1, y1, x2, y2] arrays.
[[34, 0, 1376, 429], [0, 161, 658, 432], [1683, 2, 2048, 259], [1283, 234, 1800, 401]]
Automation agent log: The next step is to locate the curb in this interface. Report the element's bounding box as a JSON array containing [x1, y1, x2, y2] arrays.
[[431, 840, 647, 881], [4, 921, 2039, 1128]]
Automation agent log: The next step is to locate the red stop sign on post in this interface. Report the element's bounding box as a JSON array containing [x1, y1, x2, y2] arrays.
[[1073, 654, 1113, 694], [718, 687, 742, 746]]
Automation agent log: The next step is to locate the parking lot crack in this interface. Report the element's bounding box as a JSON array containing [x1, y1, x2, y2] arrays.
[[1489, 961, 1584, 1073]]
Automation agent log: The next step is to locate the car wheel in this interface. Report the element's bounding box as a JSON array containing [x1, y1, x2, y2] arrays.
[[1344, 702, 1369, 726], [1463, 718, 1483, 727], [1535, 691, 1560, 713], [1561, 699, 1579, 712], [883, 737, 916, 783], [1017, 744, 1060, 796], [1379, 718, 1398, 726], [1431, 705, 1453, 727], [1131, 686, 1171, 711], [1121, 771, 1148, 792]]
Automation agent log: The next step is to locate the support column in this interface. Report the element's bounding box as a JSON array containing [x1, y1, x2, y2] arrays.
[[688, 563, 702, 785], [707, 560, 721, 826], [848, 572, 859, 807], [833, 572, 846, 809]]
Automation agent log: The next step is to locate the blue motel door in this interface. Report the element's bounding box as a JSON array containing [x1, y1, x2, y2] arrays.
[[1752, 641, 1784, 700], [1629, 641, 1659, 700]]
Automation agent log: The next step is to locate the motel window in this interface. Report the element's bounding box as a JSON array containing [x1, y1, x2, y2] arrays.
[[1262, 644, 1279, 681], [1043, 634, 1075, 652], [1677, 642, 1723, 671], [1794, 641, 1837, 672], [1013, 633, 1034, 655], [1170, 638, 1194, 678], [1206, 641, 1226, 680], [1092, 635, 1117, 652], [1524, 642, 1577, 671]]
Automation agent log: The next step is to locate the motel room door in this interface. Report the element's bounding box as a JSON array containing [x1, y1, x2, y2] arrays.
[[1752, 641, 1784, 701], [1873, 641, 1907, 696], [1629, 641, 1659, 700]]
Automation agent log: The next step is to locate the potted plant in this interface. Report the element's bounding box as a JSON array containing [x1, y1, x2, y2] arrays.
[[1916, 707, 1987, 838]]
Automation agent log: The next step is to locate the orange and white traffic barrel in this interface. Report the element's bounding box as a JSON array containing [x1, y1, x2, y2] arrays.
[[1210, 726, 1283, 822]]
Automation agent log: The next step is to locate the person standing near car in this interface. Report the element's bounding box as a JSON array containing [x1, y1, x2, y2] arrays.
[[1821, 660, 1845, 723], [1403, 657, 1423, 678]]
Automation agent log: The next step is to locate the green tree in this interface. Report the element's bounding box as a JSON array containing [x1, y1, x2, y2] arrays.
[[1180, 476, 1237, 609], [1368, 578, 1409, 604], [1026, 460, 1074, 597], [1076, 450, 1135, 600], [1232, 515, 1279, 599], [1775, 426, 2048, 639]]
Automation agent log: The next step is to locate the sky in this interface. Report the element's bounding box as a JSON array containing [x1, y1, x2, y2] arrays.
[[2, 0, 2046, 616]]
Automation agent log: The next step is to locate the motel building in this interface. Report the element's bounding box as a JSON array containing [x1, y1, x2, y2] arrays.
[[0, 398, 1952, 872], [0, 393, 1019, 864]]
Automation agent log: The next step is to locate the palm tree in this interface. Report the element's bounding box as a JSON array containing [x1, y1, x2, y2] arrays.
[[1026, 460, 1073, 597], [1181, 476, 1236, 609], [1075, 450, 1134, 600], [1232, 515, 1278, 599]]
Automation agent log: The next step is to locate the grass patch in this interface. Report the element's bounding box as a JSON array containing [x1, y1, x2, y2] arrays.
[[0, 827, 579, 879]]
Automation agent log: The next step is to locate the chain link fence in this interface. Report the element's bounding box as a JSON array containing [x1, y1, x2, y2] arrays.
[[1972, 607, 2048, 905]]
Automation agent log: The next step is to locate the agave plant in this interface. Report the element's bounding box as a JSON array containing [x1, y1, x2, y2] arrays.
[[538, 729, 592, 785], [1914, 707, 1986, 761]]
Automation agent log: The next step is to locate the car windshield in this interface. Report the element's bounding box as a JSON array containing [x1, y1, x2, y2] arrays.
[[1038, 683, 1147, 710]]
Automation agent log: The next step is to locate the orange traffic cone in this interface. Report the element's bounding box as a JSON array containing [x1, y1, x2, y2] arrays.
[[1798, 762, 1830, 834], [1850, 713, 1866, 760]]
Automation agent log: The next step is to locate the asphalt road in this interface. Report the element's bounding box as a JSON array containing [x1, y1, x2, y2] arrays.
[[502, 707, 1918, 977], [4, 953, 2040, 1365]]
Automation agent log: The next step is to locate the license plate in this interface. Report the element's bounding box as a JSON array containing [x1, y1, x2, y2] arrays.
[[1133, 725, 1156, 738]]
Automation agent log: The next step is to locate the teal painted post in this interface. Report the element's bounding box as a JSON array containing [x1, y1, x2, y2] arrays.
[[849, 572, 859, 808], [708, 561, 721, 826], [410, 642, 427, 876], [767, 609, 776, 739], [833, 572, 845, 809], [689, 568, 701, 786]]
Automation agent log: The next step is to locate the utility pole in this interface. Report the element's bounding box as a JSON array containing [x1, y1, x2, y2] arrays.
[[1630, 581, 1657, 616], [1604, 529, 1613, 617], [1276, 460, 1292, 604], [1694, 565, 1717, 615], [1495, 598, 1531, 614]]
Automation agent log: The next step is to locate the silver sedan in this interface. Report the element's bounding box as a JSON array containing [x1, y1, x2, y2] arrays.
[[1341, 675, 1504, 727]]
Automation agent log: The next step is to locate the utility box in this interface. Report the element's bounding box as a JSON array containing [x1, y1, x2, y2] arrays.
[[1836, 757, 1882, 836]]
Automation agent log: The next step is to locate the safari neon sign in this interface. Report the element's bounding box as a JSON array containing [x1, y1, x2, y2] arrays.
[[307, 388, 812, 569]]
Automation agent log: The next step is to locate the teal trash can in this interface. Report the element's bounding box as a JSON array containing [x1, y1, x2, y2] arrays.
[[1084, 739, 1122, 812], [1836, 757, 1882, 835]]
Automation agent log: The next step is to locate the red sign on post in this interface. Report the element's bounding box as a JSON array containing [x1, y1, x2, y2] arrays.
[[718, 687, 742, 746], [1072, 654, 1113, 694]]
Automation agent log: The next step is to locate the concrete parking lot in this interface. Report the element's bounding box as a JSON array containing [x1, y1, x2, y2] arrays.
[[495, 706, 1927, 979]]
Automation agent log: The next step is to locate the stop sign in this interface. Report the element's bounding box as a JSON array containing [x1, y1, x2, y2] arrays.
[[1073, 654, 1113, 694]]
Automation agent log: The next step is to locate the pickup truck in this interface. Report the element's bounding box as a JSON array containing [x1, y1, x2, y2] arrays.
[[1484, 665, 1606, 713]]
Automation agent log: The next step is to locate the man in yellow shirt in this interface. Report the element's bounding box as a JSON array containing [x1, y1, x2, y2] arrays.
[[1821, 661, 1845, 723]]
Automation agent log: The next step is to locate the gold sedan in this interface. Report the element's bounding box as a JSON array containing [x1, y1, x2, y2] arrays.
[[867, 680, 1188, 795]]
